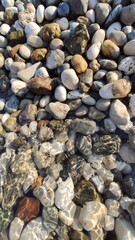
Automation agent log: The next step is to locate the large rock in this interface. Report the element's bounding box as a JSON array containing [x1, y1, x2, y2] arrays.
[[27, 77, 57, 94], [46, 102, 70, 119], [115, 218, 135, 240], [120, 4, 135, 25]]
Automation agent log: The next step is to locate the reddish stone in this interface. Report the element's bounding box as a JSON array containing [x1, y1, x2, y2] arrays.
[[10, 44, 22, 58], [30, 176, 43, 190], [16, 197, 40, 223], [37, 120, 49, 129], [27, 77, 57, 94]]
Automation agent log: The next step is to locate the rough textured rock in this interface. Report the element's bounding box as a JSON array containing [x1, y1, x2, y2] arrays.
[[27, 77, 57, 94]]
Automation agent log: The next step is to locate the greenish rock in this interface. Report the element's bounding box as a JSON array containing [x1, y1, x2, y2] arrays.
[[5, 95, 20, 113], [3, 117, 18, 132], [42, 206, 58, 232], [92, 134, 121, 154], [69, 229, 89, 240], [49, 120, 67, 132], [69, 118, 96, 135], [64, 24, 89, 55], [74, 179, 98, 207], [79, 82, 90, 93], [0, 208, 13, 232], [19, 99, 32, 110], [56, 223, 69, 240], [76, 134, 92, 157], [4, 9, 18, 25], [8, 30, 26, 47], [2, 173, 25, 210]]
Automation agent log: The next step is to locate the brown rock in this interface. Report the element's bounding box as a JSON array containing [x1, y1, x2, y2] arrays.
[[39, 23, 61, 42], [31, 48, 47, 62], [89, 59, 100, 72], [10, 44, 22, 58], [30, 176, 43, 190], [27, 77, 57, 94], [112, 78, 132, 98], [102, 40, 120, 59], [3, 117, 19, 132], [71, 54, 88, 74], [37, 120, 49, 129], [16, 197, 40, 223]]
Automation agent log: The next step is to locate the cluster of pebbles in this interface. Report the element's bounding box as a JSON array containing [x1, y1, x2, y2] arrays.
[[0, 0, 135, 239]]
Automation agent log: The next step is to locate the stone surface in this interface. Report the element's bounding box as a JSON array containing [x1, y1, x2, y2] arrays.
[[109, 31, 127, 46], [102, 39, 120, 59], [120, 4, 135, 25], [61, 69, 79, 90], [69, 118, 96, 135], [39, 23, 61, 42], [76, 134, 92, 157], [71, 54, 88, 74], [46, 49, 65, 69], [33, 185, 54, 207], [119, 144, 135, 164], [18, 104, 37, 125], [27, 77, 56, 95], [17, 62, 41, 83], [9, 217, 24, 240], [68, 0, 88, 17], [118, 56, 135, 75], [46, 102, 70, 119], [54, 85, 67, 102], [95, 3, 111, 25], [115, 218, 135, 240], [123, 40, 135, 56], [42, 206, 58, 232], [0, 208, 13, 232]]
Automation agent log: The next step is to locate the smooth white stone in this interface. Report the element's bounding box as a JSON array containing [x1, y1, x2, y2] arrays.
[[13, 20, 23, 31], [79, 201, 107, 231], [122, 26, 133, 35], [119, 143, 135, 164], [19, 44, 33, 59], [25, 22, 41, 38], [115, 218, 135, 240], [91, 29, 105, 44], [5, 58, 13, 71], [107, 22, 122, 38], [104, 215, 114, 231], [82, 94, 96, 105], [35, 67, 49, 78], [67, 90, 84, 99], [55, 176, 74, 211], [10, 62, 26, 73], [11, 79, 28, 97], [59, 201, 76, 226], [0, 23, 10, 35], [129, 94, 135, 117], [45, 6, 57, 21], [36, 5, 45, 24], [94, 69, 107, 80], [0, 98, 5, 111], [0, 36, 8, 48], [109, 100, 130, 126], [1, 0, 14, 8], [17, 62, 41, 83], [54, 85, 67, 102], [86, 9, 95, 22], [61, 69, 79, 90], [87, 42, 101, 60], [88, 0, 98, 9], [71, 206, 83, 231], [29, 121, 37, 134], [9, 217, 24, 240], [82, 163, 95, 180], [0, 53, 4, 68], [120, 197, 135, 210], [39, 95, 51, 108], [27, 35, 43, 48], [47, 102, 70, 119], [56, 17, 69, 30], [0, 12, 5, 21], [96, 99, 110, 111], [99, 83, 115, 99], [91, 175, 104, 194]]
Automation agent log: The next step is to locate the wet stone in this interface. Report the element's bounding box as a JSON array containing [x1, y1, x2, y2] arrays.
[[9, 217, 24, 240], [92, 134, 121, 154], [0, 208, 13, 232], [123, 175, 135, 198], [42, 206, 58, 232], [74, 179, 98, 207], [69, 229, 89, 240], [76, 134, 92, 157]]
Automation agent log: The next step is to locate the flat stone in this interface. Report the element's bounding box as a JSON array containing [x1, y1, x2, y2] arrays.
[[106, 22, 121, 38], [61, 69, 79, 90], [46, 102, 70, 119], [0, 208, 13, 232], [104, 5, 122, 28], [27, 35, 43, 48], [17, 62, 41, 83]]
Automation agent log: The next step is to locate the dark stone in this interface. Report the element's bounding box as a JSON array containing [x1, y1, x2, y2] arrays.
[[104, 4, 122, 28], [123, 175, 135, 198], [8, 30, 26, 47], [4, 9, 18, 25], [64, 24, 89, 55], [18, 104, 37, 125], [69, 118, 96, 135], [0, 76, 10, 92], [67, 154, 84, 185], [76, 134, 92, 157], [92, 134, 121, 154], [68, 0, 88, 18], [69, 229, 89, 240], [87, 23, 100, 36]]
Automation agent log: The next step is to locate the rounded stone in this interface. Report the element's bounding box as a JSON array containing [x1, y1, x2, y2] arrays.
[[102, 40, 120, 59], [0, 36, 8, 48], [25, 22, 40, 38], [45, 6, 58, 21], [61, 69, 79, 90], [106, 22, 122, 38], [56, 17, 69, 30], [46, 102, 70, 119], [82, 94, 96, 105], [86, 42, 101, 61], [54, 85, 67, 102], [58, 2, 70, 17], [86, 9, 95, 23], [1, 0, 14, 8], [36, 5, 45, 24], [129, 94, 135, 117], [95, 3, 111, 25], [123, 40, 135, 56], [0, 23, 10, 35], [5, 95, 20, 113], [71, 54, 88, 74], [11, 79, 28, 97], [120, 4, 135, 25], [50, 38, 64, 50], [0, 53, 5, 69], [109, 31, 127, 47], [91, 29, 105, 44], [46, 49, 65, 69], [0, 98, 5, 111], [27, 35, 43, 48], [19, 44, 33, 59]]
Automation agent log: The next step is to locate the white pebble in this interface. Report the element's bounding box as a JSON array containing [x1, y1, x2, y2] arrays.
[[39, 95, 51, 108], [25, 22, 41, 38], [61, 69, 79, 90], [19, 44, 33, 59], [35, 67, 49, 78], [129, 94, 135, 117], [87, 42, 101, 60], [45, 6, 57, 21], [56, 17, 69, 30], [36, 5, 45, 24], [107, 22, 122, 38], [27, 35, 43, 48], [29, 121, 37, 133], [1, 0, 14, 8], [0, 23, 10, 35], [1, 113, 10, 123], [5, 58, 13, 71], [54, 85, 67, 102], [11, 79, 28, 97], [86, 9, 95, 23]]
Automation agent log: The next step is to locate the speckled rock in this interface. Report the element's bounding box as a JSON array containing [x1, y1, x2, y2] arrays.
[[0, 208, 13, 232], [92, 134, 121, 154], [76, 134, 92, 157], [64, 24, 89, 54], [33, 185, 54, 207], [39, 23, 61, 42], [42, 206, 58, 232], [69, 118, 96, 135], [31, 48, 47, 62], [99, 59, 117, 70], [118, 56, 135, 75]]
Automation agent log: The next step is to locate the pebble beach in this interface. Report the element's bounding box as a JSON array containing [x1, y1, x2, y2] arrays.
[[0, 0, 135, 239]]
